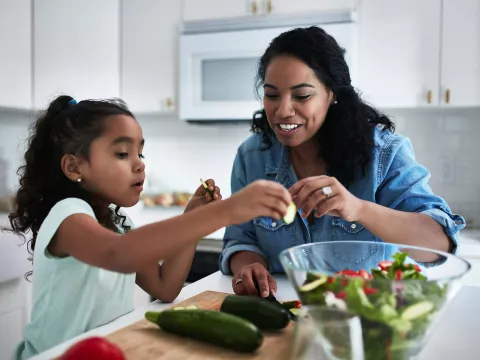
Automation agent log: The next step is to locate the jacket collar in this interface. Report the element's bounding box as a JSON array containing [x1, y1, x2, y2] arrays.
[[264, 135, 297, 188]]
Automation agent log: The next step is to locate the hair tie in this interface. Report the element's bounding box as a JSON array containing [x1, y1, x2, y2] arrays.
[[68, 99, 78, 105]]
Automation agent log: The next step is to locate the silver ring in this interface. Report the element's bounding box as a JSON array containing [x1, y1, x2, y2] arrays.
[[235, 278, 243, 286], [322, 186, 333, 199]]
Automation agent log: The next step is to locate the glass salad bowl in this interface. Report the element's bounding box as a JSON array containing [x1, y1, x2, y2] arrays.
[[279, 241, 471, 360]]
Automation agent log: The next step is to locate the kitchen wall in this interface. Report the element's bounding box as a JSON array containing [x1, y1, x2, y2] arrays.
[[1, 107, 479, 225]]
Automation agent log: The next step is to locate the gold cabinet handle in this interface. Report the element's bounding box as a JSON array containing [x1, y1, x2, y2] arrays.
[[267, 0, 272, 13], [251, 1, 258, 14], [445, 89, 450, 104], [166, 97, 174, 109], [427, 90, 432, 104]]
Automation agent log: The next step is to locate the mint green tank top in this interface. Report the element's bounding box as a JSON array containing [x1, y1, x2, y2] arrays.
[[14, 198, 136, 359]]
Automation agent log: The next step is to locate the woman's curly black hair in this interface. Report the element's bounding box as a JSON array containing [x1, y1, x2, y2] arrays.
[[5, 95, 133, 277], [252, 26, 395, 186]]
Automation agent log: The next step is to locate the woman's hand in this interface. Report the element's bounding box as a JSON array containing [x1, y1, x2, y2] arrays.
[[184, 178, 222, 212], [289, 176, 365, 222], [232, 262, 277, 298]]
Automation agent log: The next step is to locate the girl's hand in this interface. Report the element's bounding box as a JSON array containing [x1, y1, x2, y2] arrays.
[[225, 180, 291, 225], [289, 176, 365, 222], [184, 178, 222, 212]]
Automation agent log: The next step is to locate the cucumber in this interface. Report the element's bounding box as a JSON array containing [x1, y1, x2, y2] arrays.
[[220, 295, 290, 330], [299, 275, 328, 292], [283, 202, 297, 224], [145, 309, 263, 353], [281, 300, 299, 310], [401, 301, 434, 320]]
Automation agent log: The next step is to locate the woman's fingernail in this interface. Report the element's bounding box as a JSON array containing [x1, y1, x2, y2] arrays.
[[262, 290, 268, 297]]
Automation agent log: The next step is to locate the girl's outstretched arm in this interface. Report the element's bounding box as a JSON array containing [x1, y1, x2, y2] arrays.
[[49, 180, 291, 274]]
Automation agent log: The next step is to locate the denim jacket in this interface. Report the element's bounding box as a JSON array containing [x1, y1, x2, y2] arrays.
[[219, 127, 466, 274]]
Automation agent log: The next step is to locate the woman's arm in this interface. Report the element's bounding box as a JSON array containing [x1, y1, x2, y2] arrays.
[[357, 201, 451, 259], [290, 136, 465, 262], [229, 251, 268, 275]]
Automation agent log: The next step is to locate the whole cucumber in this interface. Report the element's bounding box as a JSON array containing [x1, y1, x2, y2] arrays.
[[145, 309, 263, 353], [220, 295, 290, 330]]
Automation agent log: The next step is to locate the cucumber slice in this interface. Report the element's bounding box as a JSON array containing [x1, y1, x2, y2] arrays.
[[283, 202, 297, 224], [289, 308, 301, 316], [300, 275, 328, 292], [401, 301, 434, 320], [174, 305, 198, 310]]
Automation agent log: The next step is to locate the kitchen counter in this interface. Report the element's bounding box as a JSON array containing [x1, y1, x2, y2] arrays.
[[31, 272, 480, 360]]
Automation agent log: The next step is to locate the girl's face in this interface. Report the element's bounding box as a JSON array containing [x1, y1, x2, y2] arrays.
[[263, 55, 334, 148], [78, 115, 146, 207]]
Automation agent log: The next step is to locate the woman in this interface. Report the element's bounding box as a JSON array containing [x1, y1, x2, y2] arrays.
[[219, 26, 465, 298]]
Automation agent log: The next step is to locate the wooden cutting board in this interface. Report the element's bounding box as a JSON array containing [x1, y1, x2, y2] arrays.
[[105, 290, 296, 360]]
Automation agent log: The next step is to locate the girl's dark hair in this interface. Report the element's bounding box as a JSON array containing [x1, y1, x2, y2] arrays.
[[6, 95, 134, 277], [252, 26, 395, 186]]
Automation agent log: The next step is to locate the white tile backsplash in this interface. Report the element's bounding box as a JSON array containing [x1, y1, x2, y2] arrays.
[[1, 107, 479, 225]]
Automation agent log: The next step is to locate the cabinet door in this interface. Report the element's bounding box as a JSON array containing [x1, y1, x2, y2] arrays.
[[33, 0, 120, 109], [356, 0, 441, 108], [121, 0, 181, 114], [0, 309, 24, 360], [0, 279, 28, 360], [441, 0, 480, 107], [0, 0, 32, 109], [267, 0, 355, 15], [183, 0, 251, 22]]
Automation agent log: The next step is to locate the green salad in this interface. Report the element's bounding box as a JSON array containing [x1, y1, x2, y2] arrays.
[[298, 252, 448, 360]]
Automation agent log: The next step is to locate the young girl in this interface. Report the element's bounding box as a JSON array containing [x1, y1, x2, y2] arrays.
[[7, 95, 292, 359]]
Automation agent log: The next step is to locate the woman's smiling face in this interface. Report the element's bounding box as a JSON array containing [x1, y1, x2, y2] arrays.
[[263, 55, 334, 148]]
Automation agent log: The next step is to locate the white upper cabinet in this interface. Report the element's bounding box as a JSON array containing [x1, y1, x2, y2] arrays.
[[357, 0, 480, 109], [0, 0, 32, 109], [121, 0, 181, 114], [440, 0, 480, 107], [266, 0, 356, 15], [183, 0, 356, 22], [33, 0, 120, 109], [357, 0, 441, 108], [183, 0, 252, 21]]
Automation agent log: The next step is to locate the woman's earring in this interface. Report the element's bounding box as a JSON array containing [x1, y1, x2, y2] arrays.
[[77, 178, 82, 183], [333, 100, 338, 105]]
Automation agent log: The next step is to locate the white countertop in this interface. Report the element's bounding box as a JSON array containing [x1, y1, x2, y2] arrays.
[[31, 271, 480, 360]]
